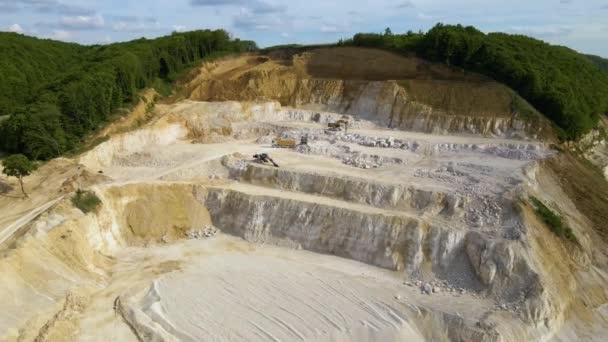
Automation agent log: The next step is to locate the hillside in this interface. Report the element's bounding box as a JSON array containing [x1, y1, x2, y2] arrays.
[[187, 48, 550, 139], [348, 24, 608, 139], [586, 54, 608, 72], [0, 31, 256, 159]]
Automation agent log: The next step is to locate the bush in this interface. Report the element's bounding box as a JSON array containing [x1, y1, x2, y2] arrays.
[[529, 196, 577, 242], [71, 189, 101, 213]]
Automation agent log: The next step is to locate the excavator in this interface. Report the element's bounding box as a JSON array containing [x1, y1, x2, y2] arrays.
[[272, 137, 297, 148], [253, 153, 279, 167], [327, 119, 349, 133]]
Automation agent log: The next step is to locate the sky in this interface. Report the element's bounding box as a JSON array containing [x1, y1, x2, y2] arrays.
[[1, 0, 607, 56]]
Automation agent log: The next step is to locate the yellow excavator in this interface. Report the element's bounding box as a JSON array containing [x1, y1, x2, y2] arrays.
[[272, 137, 297, 148], [327, 119, 349, 133]]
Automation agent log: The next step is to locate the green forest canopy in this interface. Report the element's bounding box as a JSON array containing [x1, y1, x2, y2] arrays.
[[346, 24, 608, 139], [0, 30, 256, 160], [585, 54, 608, 72]]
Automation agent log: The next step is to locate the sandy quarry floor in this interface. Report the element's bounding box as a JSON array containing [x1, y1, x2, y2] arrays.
[[77, 235, 493, 342]]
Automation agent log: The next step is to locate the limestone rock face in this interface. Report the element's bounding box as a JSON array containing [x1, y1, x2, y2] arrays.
[[201, 186, 422, 271], [237, 163, 465, 216]]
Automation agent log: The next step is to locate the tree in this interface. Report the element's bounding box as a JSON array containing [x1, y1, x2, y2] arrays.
[[384, 27, 393, 36], [2, 154, 36, 198]]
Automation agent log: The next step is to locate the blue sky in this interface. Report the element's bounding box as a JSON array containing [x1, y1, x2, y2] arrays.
[[1, 0, 607, 56]]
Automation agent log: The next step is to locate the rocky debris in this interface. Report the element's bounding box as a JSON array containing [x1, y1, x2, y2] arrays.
[[255, 134, 275, 145], [342, 153, 381, 169], [413, 161, 522, 230], [186, 225, 218, 239], [405, 278, 476, 298], [277, 128, 546, 161], [422, 283, 433, 295], [59, 168, 109, 193], [282, 129, 421, 152], [113, 152, 178, 168], [295, 140, 405, 169]]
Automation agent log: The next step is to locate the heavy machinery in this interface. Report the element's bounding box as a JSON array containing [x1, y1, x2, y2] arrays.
[[272, 137, 297, 148], [327, 119, 349, 133], [253, 153, 279, 167]]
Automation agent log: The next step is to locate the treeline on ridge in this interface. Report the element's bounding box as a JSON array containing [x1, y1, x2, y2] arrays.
[[346, 24, 608, 139], [0, 30, 256, 160], [585, 54, 608, 72]]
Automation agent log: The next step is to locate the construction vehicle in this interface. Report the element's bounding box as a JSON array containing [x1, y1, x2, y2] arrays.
[[253, 153, 279, 167], [327, 119, 349, 133], [272, 137, 297, 148]]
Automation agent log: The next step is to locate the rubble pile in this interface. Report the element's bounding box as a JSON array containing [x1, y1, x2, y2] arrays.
[[186, 225, 218, 239]]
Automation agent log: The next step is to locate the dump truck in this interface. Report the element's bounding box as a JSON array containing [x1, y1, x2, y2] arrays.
[[272, 137, 297, 148]]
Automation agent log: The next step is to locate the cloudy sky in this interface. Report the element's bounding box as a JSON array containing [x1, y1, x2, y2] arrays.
[[1, 0, 607, 56]]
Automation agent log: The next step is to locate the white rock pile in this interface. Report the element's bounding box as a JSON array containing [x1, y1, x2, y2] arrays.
[[403, 279, 468, 296], [295, 141, 405, 169], [186, 225, 218, 239], [277, 129, 547, 161]]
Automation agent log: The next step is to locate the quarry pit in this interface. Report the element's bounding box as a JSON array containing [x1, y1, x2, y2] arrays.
[[1, 49, 607, 341]]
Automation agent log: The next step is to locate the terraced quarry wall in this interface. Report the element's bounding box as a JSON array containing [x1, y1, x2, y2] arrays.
[[188, 48, 551, 139], [0, 48, 606, 341]]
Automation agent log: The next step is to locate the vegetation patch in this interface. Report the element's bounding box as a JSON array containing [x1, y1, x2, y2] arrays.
[[0, 30, 256, 160], [529, 196, 577, 242], [71, 189, 102, 214], [585, 54, 608, 72], [545, 153, 608, 242], [1, 153, 36, 198]]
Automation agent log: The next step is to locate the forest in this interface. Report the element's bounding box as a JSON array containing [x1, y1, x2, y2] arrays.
[[347, 24, 608, 139], [586, 54, 608, 72], [0, 30, 256, 159]]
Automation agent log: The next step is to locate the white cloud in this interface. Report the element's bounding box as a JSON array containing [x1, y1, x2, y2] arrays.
[[396, 1, 415, 9], [416, 12, 434, 21], [6, 24, 24, 33], [112, 17, 162, 32], [319, 21, 351, 34], [172, 25, 187, 32], [233, 7, 290, 31], [49, 29, 73, 41], [59, 14, 104, 30], [320, 25, 340, 33], [0, 0, 94, 15], [191, 0, 286, 14]]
